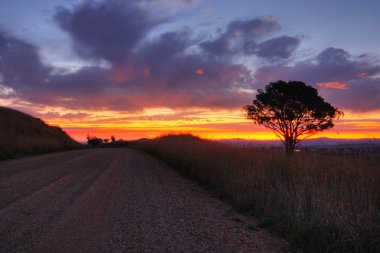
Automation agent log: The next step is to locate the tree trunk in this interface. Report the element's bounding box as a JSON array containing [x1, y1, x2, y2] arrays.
[[284, 137, 295, 154]]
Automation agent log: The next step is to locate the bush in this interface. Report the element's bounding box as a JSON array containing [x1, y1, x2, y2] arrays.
[[86, 135, 103, 147]]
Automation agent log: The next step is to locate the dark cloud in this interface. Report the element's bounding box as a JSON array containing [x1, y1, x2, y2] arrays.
[[180, 0, 198, 4], [0, 31, 50, 89], [200, 17, 281, 56], [243, 40, 257, 55], [0, 28, 128, 109], [48, 0, 256, 110], [227, 17, 281, 38], [317, 47, 350, 65], [147, 0, 198, 5], [298, 47, 379, 83], [326, 78, 380, 111], [200, 18, 299, 60], [139, 29, 194, 65], [54, 0, 158, 63], [0, 25, 253, 111], [254, 47, 380, 111], [255, 36, 300, 59], [255, 47, 380, 86]]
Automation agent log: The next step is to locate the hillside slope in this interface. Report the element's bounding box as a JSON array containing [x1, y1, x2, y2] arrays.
[[0, 107, 81, 158]]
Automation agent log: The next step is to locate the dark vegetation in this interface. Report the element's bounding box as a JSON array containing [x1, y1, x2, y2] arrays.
[[244, 81, 343, 153], [0, 107, 81, 159], [86, 135, 105, 147], [86, 134, 132, 148], [140, 134, 380, 253]]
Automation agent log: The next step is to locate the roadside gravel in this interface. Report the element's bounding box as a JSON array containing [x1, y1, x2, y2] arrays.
[[0, 149, 291, 252]]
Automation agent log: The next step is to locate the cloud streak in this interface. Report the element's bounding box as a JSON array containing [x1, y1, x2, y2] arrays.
[[316, 82, 348, 90]]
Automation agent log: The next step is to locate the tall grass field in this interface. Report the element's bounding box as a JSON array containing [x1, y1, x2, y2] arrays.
[[141, 135, 380, 253]]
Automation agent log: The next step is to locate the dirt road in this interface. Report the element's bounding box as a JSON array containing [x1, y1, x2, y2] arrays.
[[0, 149, 289, 252]]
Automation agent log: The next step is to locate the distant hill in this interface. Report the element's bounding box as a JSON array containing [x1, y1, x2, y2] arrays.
[[0, 107, 81, 159]]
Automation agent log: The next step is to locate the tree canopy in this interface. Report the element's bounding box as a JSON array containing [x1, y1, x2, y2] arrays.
[[243, 80, 343, 153], [87, 135, 103, 147]]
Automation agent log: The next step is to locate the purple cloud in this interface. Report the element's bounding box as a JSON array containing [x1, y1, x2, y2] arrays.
[[255, 36, 300, 59], [0, 25, 253, 111], [0, 31, 50, 89], [54, 0, 159, 63], [254, 47, 380, 111], [139, 29, 194, 65], [200, 17, 281, 56], [1, 0, 379, 113], [200, 18, 300, 60], [329, 78, 380, 111]]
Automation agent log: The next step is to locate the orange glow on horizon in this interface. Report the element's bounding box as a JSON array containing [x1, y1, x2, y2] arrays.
[[64, 126, 380, 142], [35, 107, 380, 142], [2, 101, 379, 142]]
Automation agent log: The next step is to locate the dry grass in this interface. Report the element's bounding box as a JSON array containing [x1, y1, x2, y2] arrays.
[[0, 107, 81, 159], [141, 135, 380, 253]]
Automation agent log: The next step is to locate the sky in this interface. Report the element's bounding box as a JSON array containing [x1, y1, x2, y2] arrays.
[[0, 0, 379, 141]]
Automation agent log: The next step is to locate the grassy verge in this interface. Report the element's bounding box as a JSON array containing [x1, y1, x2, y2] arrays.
[[140, 135, 380, 253], [0, 107, 82, 159], [0, 134, 82, 159], [0, 125, 82, 159]]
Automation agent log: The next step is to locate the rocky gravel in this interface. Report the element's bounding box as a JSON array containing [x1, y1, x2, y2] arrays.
[[0, 148, 291, 252]]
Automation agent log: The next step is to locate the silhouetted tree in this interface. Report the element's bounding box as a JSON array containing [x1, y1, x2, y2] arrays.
[[243, 80, 343, 153], [104, 138, 109, 143], [111, 135, 116, 143], [87, 134, 103, 147]]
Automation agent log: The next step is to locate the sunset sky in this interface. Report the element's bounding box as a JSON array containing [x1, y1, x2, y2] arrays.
[[0, 0, 379, 141]]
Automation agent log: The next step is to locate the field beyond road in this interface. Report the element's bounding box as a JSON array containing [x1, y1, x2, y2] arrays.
[[0, 148, 288, 253], [141, 135, 380, 253]]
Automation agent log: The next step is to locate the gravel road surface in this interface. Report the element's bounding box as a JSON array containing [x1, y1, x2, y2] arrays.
[[0, 149, 290, 252]]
